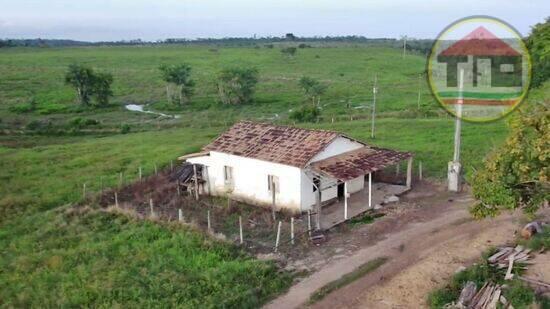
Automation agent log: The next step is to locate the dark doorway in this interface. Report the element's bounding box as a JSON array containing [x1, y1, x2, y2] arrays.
[[337, 183, 345, 200]]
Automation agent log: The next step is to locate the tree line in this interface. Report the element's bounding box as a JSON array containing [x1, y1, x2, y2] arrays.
[[65, 61, 328, 121]]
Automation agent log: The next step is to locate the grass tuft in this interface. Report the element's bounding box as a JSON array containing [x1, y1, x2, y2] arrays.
[[309, 256, 388, 304]]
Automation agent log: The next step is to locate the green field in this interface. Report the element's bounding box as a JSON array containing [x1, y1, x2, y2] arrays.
[[0, 45, 439, 135], [1, 43, 526, 307]]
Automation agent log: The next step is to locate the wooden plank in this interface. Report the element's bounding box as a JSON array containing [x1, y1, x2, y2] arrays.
[[487, 287, 501, 309], [518, 276, 550, 288], [470, 282, 489, 307], [505, 253, 515, 280], [488, 247, 512, 263]]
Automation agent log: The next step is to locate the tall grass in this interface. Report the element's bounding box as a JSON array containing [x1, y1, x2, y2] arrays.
[[0, 207, 292, 307]]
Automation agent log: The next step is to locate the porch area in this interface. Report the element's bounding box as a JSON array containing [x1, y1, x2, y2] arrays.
[[307, 145, 413, 231], [320, 182, 409, 229]]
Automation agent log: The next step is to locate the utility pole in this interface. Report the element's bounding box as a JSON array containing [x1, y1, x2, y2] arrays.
[[402, 35, 407, 58], [371, 74, 377, 139], [448, 69, 464, 192], [417, 74, 422, 109]]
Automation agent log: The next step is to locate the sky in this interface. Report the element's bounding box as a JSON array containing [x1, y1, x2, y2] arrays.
[[0, 0, 548, 41]]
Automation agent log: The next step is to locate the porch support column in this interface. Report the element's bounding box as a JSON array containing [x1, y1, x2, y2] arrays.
[[315, 186, 322, 230], [406, 157, 413, 189], [344, 181, 348, 220], [368, 173, 372, 208], [193, 164, 199, 200]]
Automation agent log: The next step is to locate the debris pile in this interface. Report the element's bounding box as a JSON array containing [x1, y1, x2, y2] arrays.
[[520, 221, 546, 239], [453, 282, 511, 309], [487, 245, 531, 280]]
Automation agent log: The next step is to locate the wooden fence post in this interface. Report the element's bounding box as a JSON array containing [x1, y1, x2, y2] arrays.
[[395, 163, 400, 177], [139, 166, 142, 180], [307, 210, 312, 237], [178, 208, 183, 222], [114, 192, 119, 208], [207, 210, 211, 232], [291, 217, 295, 245], [82, 183, 86, 199], [149, 198, 154, 217], [271, 179, 276, 221], [419, 161, 423, 180], [239, 216, 243, 244], [274, 221, 282, 252], [154, 163, 158, 175]]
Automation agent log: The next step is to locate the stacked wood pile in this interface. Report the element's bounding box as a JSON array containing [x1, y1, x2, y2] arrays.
[[452, 282, 512, 309], [446, 221, 549, 309], [487, 245, 532, 280]]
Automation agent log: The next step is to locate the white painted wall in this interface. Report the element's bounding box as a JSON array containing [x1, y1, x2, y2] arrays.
[[188, 151, 303, 212], [187, 136, 367, 212], [346, 176, 364, 193], [308, 136, 364, 163], [302, 136, 366, 209]]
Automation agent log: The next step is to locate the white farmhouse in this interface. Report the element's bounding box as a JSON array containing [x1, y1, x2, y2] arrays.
[[180, 121, 412, 223]]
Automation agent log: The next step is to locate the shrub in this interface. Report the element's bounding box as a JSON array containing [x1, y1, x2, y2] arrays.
[[25, 120, 43, 131], [217, 67, 259, 105], [120, 124, 131, 134], [505, 280, 535, 308], [264, 44, 274, 49], [281, 47, 297, 57], [470, 89, 549, 218], [36, 102, 69, 114], [9, 103, 34, 114], [9, 97, 37, 114], [68, 117, 99, 129], [289, 105, 320, 122]]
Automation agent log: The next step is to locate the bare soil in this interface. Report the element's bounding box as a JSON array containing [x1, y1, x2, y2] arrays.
[[266, 181, 533, 309], [525, 252, 550, 299]]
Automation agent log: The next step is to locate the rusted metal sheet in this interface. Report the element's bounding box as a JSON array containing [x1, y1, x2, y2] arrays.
[[310, 146, 412, 181]]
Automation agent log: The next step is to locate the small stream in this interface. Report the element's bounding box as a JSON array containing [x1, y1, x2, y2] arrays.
[[125, 104, 181, 119]]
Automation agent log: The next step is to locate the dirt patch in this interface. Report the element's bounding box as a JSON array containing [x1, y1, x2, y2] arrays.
[[331, 214, 519, 308], [525, 253, 550, 299], [266, 181, 482, 308], [96, 171, 310, 256]]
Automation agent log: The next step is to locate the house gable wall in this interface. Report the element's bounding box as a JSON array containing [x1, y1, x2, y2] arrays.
[[301, 136, 365, 209], [308, 136, 364, 163]]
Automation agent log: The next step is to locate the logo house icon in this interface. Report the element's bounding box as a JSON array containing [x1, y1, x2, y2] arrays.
[[429, 17, 531, 122]]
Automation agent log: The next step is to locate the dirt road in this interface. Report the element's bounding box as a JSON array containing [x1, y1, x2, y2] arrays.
[[265, 184, 524, 309]]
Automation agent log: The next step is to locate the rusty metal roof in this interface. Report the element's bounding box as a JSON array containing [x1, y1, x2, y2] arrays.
[[203, 121, 342, 167], [310, 146, 412, 181]]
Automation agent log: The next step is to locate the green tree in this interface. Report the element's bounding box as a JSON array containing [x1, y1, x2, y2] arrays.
[[299, 76, 327, 107], [91, 72, 114, 106], [159, 64, 195, 105], [526, 17, 550, 88], [281, 47, 297, 58], [65, 64, 96, 105], [217, 67, 259, 104], [470, 82, 550, 218]]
